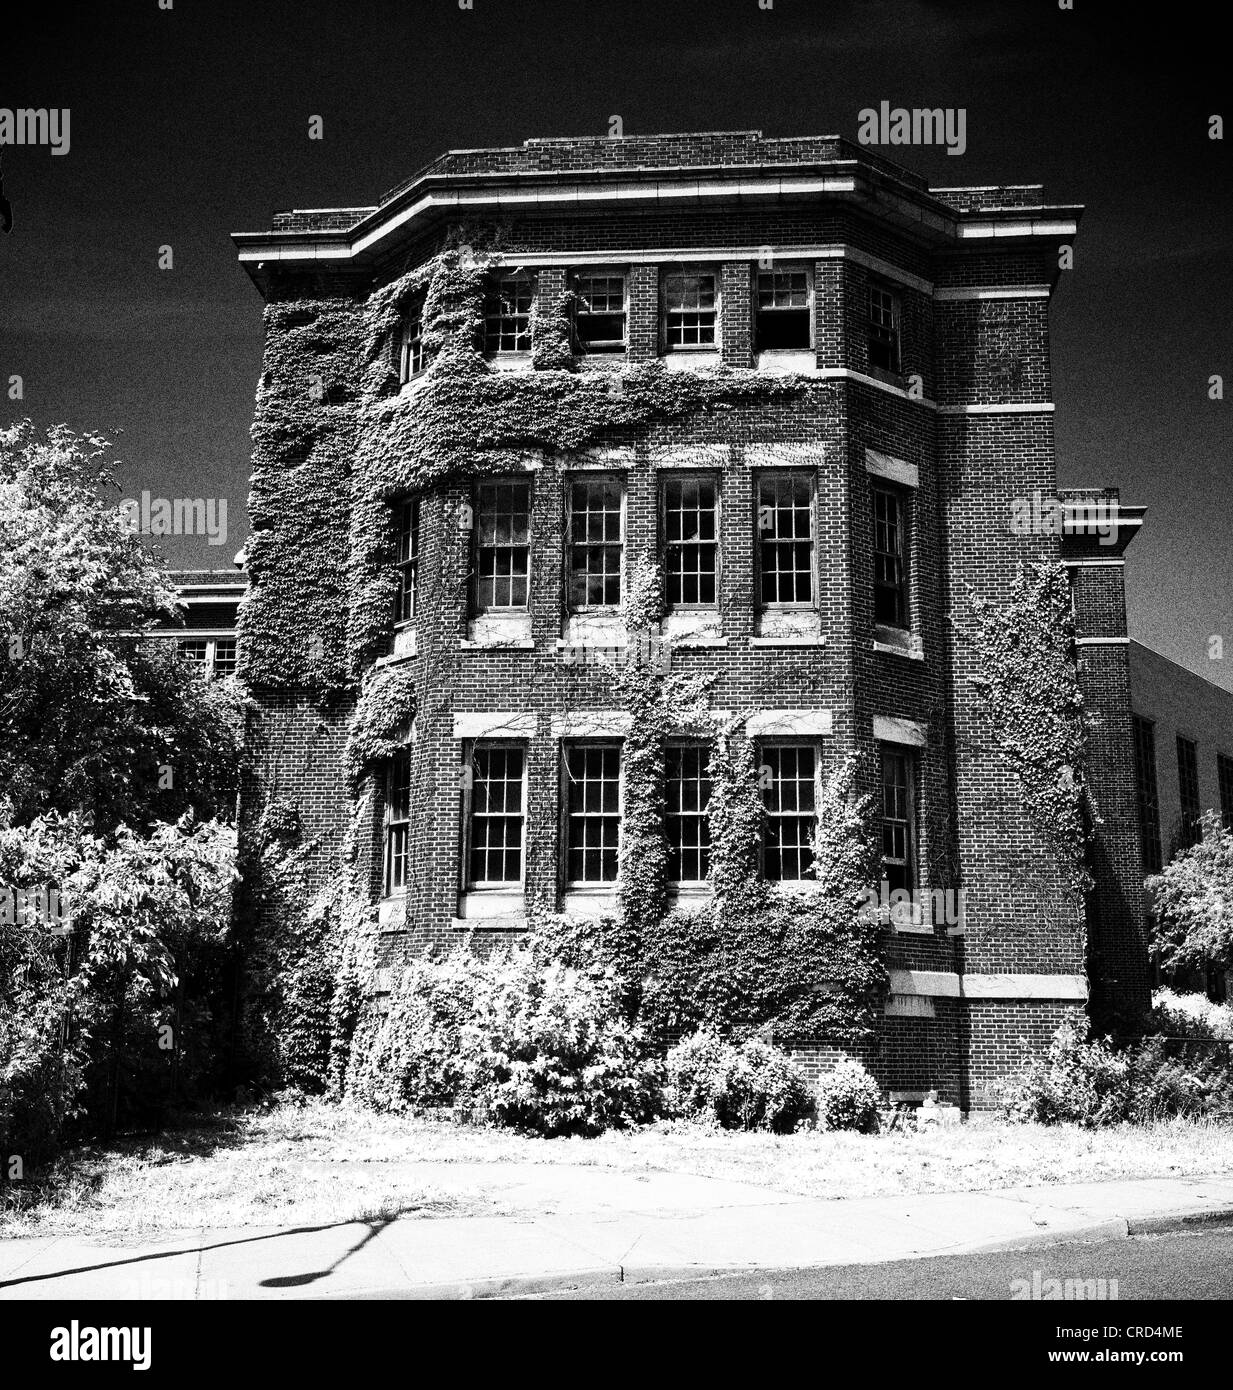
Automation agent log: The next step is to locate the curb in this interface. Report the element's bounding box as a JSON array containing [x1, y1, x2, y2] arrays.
[[1127, 1204, 1233, 1237]]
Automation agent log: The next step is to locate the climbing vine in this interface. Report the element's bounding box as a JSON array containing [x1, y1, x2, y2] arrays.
[[963, 560, 1094, 896]]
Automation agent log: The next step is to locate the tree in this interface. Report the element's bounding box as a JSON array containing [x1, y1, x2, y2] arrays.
[[0, 420, 243, 831], [0, 422, 244, 1164], [1148, 812, 1233, 976]]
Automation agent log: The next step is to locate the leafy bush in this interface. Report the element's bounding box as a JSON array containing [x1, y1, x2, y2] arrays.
[[461, 955, 663, 1136], [996, 1018, 1233, 1127], [994, 1020, 1132, 1127], [815, 1057, 882, 1133], [1128, 1037, 1233, 1123], [665, 1030, 812, 1133], [346, 945, 662, 1136], [1150, 988, 1233, 1041]]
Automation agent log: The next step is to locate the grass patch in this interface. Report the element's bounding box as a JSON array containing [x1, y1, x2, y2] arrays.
[[3, 1098, 1230, 1238]]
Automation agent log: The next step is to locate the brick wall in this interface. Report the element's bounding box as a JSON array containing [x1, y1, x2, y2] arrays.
[[236, 136, 1150, 1107]]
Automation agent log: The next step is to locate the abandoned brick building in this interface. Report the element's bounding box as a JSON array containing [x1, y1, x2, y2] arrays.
[[232, 131, 1150, 1107]]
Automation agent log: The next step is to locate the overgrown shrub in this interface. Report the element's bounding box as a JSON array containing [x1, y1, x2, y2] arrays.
[[995, 1018, 1233, 1127], [994, 1020, 1131, 1127], [346, 945, 662, 1136], [665, 1030, 812, 1133], [1150, 988, 1233, 1041], [815, 1057, 882, 1133]]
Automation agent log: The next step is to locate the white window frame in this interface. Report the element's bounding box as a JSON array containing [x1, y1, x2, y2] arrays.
[[471, 477, 533, 616], [562, 741, 624, 889], [666, 741, 712, 886], [759, 740, 822, 883], [483, 270, 534, 355], [572, 268, 628, 354], [565, 474, 626, 614], [755, 470, 818, 612], [461, 740, 529, 891], [754, 263, 814, 352], [662, 472, 721, 612], [662, 267, 719, 352], [384, 752, 413, 897]]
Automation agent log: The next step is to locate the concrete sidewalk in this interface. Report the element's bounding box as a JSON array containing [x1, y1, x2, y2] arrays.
[[2, 1170, 1232, 1300]]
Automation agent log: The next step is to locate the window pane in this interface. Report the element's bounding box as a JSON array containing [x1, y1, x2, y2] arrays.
[[1177, 736, 1201, 849], [761, 744, 816, 880], [667, 744, 712, 883], [402, 298, 426, 378], [474, 481, 531, 611], [664, 476, 718, 609], [869, 284, 900, 372], [758, 475, 814, 606], [755, 270, 810, 351], [566, 744, 621, 882], [1133, 715, 1163, 873], [484, 274, 533, 353], [873, 485, 909, 629], [212, 639, 237, 678], [469, 744, 525, 884], [568, 478, 623, 610], [575, 273, 626, 351], [395, 498, 419, 625], [880, 746, 915, 895], [664, 273, 717, 347], [385, 753, 412, 894]]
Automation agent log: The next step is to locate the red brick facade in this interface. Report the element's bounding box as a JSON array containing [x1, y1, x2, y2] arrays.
[[233, 132, 1150, 1109]]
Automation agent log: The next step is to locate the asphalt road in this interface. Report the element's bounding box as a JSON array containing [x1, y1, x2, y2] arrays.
[[532, 1228, 1233, 1300]]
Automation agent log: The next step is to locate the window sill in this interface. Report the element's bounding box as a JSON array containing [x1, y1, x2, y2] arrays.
[[561, 889, 618, 918], [873, 629, 924, 660], [460, 638, 535, 651], [749, 636, 828, 648], [398, 374, 430, 399], [755, 610, 825, 642], [755, 349, 817, 375], [451, 915, 528, 932], [486, 353, 533, 373], [661, 350, 721, 371], [672, 636, 729, 649]]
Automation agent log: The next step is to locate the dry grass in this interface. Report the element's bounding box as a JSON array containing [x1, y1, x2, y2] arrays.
[[4, 1098, 1230, 1238]]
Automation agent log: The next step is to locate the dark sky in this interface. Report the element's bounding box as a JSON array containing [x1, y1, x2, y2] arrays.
[[3, 0, 1230, 688]]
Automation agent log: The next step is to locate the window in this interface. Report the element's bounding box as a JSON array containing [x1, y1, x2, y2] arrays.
[[1133, 715, 1163, 874], [212, 639, 237, 679], [868, 282, 901, 373], [1219, 753, 1233, 833], [466, 744, 526, 887], [663, 476, 718, 608], [484, 272, 532, 353], [395, 498, 418, 624], [384, 753, 412, 895], [473, 481, 531, 612], [400, 298, 426, 380], [567, 477, 624, 610], [667, 744, 711, 884], [757, 474, 814, 607], [872, 484, 910, 629], [663, 271, 717, 349], [178, 637, 235, 679], [565, 744, 621, 884], [755, 268, 811, 351], [761, 744, 817, 881], [1177, 735, 1201, 849], [573, 272, 626, 353], [880, 746, 918, 895], [179, 638, 209, 668]]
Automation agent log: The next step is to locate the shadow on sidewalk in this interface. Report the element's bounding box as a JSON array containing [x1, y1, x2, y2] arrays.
[[0, 1210, 408, 1292]]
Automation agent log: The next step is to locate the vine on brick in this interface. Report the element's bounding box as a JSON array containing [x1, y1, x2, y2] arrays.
[[963, 560, 1094, 896]]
